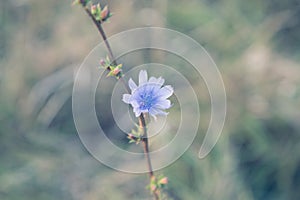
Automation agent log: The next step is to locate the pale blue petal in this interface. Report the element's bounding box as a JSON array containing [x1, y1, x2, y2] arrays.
[[133, 107, 142, 117], [156, 77, 165, 86], [149, 107, 168, 117], [128, 78, 137, 91], [154, 99, 171, 109], [157, 85, 174, 99], [122, 94, 131, 104], [144, 82, 161, 94], [149, 77, 165, 86], [139, 70, 148, 86], [131, 100, 139, 108], [148, 77, 156, 83]]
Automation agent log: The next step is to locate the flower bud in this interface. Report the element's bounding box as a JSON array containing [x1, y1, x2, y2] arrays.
[[101, 5, 110, 21], [91, 5, 97, 15], [99, 59, 106, 66], [112, 67, 121, 76], [127, 134, 134, 139], [150, 184, 157, 192], [159, 177, 168, 185]]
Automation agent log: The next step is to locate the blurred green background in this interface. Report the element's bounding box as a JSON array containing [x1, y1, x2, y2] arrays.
[[1, 0, 300, 199]]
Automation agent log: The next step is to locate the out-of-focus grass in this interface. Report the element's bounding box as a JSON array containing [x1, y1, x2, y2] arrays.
[[1, 0, 300, 199]]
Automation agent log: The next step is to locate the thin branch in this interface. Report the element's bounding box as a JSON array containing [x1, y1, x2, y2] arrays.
[[81, 4, 160, 199], [83, 7, 117, 65], [82, 5, 130, 92], [139, 114, 154, 177], [139, 114, 160, 200]]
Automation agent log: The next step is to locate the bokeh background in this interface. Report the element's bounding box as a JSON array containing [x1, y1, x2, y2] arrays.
[[1, 0, 300, 199]]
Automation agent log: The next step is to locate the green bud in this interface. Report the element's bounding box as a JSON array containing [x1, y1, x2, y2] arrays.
[[158, 177, 168, 185], [101, 5, 110, 21], [91, 5, 97, 15]]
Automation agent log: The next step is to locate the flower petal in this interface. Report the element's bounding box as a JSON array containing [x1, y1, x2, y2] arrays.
[[122, 94, 131, 104], [149, 77, 165, 86], [149, 107, 168, 118], [133, 107, 142, 117], [156, 77, 165, 86], [128, 78, 137, 91], [157, 85, 174, 99], [131, 100, 139, 108], [154, 99, 171, 109], [139, 70, 148, 86]]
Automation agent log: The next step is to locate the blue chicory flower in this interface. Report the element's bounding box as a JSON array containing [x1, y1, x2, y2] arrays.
[[122, 70, 173, 119]]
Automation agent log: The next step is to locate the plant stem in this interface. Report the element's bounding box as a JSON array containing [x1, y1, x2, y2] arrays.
[[83, 7, 117, 65], [82, 6, 130, 92], [81, 5, 160, 199], [139, 114, 154, 177], [139, 114, 160, 200]]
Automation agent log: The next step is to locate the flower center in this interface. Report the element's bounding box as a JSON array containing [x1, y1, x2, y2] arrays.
[[139, 91, 155, 110]]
